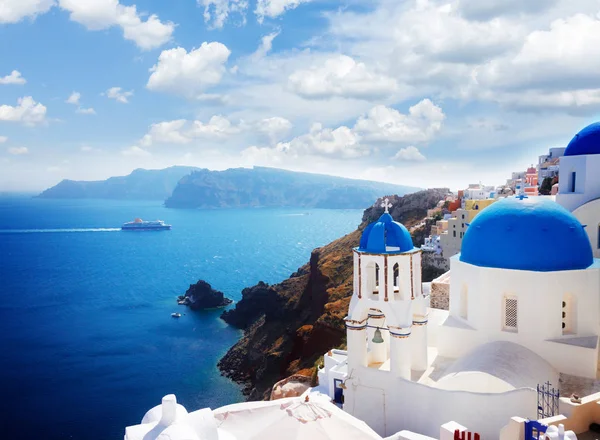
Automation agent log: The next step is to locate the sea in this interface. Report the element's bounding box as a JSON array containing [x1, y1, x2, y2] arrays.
[[0, 196, 363, 440]]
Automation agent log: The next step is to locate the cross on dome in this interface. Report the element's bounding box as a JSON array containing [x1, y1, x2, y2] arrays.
[[516, 194, 529, 200], [381, 198, 392, 213]]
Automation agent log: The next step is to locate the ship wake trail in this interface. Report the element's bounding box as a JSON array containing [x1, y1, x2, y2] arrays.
[[0, 228, 122, 234]]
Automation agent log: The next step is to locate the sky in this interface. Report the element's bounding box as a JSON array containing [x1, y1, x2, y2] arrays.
[[1, 0, 600, 192]]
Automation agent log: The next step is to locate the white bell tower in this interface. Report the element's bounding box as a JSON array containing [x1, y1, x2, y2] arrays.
[[346, 198, 429, 380]]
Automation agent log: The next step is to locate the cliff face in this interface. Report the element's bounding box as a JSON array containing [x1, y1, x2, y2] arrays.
[[164, 167, 421, 209], [218, 188, 449, 399]]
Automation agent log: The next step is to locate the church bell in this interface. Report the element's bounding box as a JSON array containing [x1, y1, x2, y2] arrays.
[[372, 327, 384, 344]]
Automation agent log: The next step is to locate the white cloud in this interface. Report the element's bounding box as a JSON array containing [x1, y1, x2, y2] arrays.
[[288, 55, 397, 100], [147, 43, 231, 98], [256, 116, 292, 143], [478, 14, 600, 92], [251, 31, 279, 61], [0, 70, 27, 85], [105, 87, 134, 103], [121, 146, 151, 157], [8, 147, 29, 155], [0, 96, 47, 126], [354, 100, 445, 143], [255, 123, 365, 159], [66, 92, 95, 114], [189, 115, 242, 138], [66, 92, 81, 105], [0, 0, 54, 24], [139, 116, 242, 147], [255, 0, 311, 23], [58, 0, 174, 50], [393, 146, 426, 161], [390, 3, 522, 66], [320, 0, 600, 116], [76, 107, 96, 115], [199, 0, 247, 29], [140, 120, 190, 147], [241, 98, 445, 164], [81, 145, 96, 152], [0, 136, 8, 143], [457, 0, 557, 21]]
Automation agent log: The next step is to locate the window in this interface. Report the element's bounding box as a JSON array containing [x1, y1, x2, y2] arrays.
[[462, 214, 465, 220], [453, 231, 456, 238], [598, 224, 600, 249], [503, 296, 518, 331], [461, 223, 464, 228], [570, 171, 577, 193], [393, 263, 399, 289]]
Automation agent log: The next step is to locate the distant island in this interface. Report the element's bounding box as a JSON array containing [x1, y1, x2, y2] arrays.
[[37, 166, 200, 200], [165, 167, 420, 209], [37, 166, 420, 209]]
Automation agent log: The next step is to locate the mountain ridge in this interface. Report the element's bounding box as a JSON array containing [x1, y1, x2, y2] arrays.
[[165, 166, 421, 209], [37, 166, 201, 201]]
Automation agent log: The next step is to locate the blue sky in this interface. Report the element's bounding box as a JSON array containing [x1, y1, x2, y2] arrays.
[[1, 0, 600, 192]]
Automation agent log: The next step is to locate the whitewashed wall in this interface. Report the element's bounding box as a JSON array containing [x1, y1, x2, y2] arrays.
[[343, 366, 536, 439], [573, 200, 600, 259], [557, 154, 600, 211]]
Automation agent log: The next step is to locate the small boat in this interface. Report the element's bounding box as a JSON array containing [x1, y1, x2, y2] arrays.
[[122, 218, 171, 231], [171, 313, 181, 318]]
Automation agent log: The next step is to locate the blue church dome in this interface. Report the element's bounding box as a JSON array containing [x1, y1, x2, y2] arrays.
[[359, 212, 414, 254], [460, 197, 593, 272], [564, 122, 600, 156]]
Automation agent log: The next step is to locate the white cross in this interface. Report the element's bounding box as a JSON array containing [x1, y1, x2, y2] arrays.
[[381, 197, 392, 213]]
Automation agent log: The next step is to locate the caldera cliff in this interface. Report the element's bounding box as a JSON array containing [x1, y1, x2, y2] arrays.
[[218, 188, 449, 399]]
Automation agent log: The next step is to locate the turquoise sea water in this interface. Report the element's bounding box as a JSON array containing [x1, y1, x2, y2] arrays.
[[0, 197, 362, 440]]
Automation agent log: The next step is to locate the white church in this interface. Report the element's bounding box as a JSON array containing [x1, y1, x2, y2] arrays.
[[556, 122, 600, 259], [125, 123, 600, 440]]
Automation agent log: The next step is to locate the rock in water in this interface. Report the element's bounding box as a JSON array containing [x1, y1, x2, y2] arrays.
[[179, 280, 232, 310]]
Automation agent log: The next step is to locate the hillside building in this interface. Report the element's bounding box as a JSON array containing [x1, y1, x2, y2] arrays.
[[538, 147, 566, 180], [437, 199, 496, 261]]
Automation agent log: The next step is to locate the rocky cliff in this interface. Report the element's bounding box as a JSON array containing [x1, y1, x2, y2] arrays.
[[178, 280, 232, 310], [218, 188, 449, 399]]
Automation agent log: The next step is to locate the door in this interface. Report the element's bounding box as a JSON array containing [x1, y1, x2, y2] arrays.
[[333, 378, 343, 404]]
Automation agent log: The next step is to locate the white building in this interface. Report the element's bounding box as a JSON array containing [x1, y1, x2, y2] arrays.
[[422, 234, 441, 254], [462, 184, 494, 205], [556, 122, 600, 259], [538, 147, 566, 180], [319, 196, 600, 439]]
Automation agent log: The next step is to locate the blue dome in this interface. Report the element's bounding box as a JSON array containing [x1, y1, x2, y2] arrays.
[[359, 213, 414, 254], [564, 122, 600, 156], [460, 197, 593, 272]]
